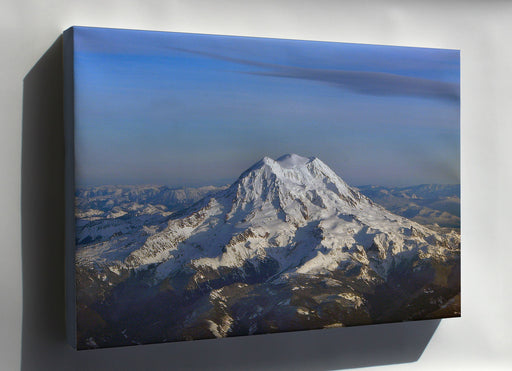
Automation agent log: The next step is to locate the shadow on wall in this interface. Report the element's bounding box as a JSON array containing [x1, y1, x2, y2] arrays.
[[20, 36, 440, 371]]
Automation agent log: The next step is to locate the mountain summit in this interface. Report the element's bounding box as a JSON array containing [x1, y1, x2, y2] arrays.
[[76, 155, 460, 348], [231, 154, 366, 228]]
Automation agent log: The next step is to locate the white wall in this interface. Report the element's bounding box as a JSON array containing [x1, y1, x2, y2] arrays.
[[2, 1, 512, 369]]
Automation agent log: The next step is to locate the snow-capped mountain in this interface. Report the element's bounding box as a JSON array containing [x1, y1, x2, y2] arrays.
[[75, 154, 460, 349], [113, 154, 458, 279]]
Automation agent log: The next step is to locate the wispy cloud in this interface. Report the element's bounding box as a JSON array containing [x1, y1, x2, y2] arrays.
[[248, 68, 459, 102], [168, 46, 459, 103]]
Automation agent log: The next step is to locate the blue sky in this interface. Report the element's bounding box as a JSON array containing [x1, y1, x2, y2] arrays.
[[73, 27, 460, 187]]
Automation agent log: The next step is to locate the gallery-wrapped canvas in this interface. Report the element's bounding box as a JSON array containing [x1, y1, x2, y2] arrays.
[[64, 26, 460, 349]]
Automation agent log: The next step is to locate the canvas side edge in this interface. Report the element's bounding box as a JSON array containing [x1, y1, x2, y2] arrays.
[[63, 27, 77, 349]]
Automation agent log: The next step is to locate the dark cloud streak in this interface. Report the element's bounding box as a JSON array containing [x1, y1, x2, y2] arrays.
[[167, 46, 459, 103], [247, 68, 459, 102]]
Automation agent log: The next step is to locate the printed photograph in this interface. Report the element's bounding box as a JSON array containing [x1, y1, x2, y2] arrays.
[[72, 27, 460, 349]]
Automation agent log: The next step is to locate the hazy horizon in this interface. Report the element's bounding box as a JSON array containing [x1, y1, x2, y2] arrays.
[[73, 27, 460, 188], [75, 152, 461, 190]]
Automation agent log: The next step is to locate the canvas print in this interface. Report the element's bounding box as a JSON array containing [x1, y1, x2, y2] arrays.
[[66, 26, 460, 349]]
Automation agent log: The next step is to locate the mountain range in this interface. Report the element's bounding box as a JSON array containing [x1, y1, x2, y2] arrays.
[[75, 154, 460, 349], [356, 184, 460, 231]]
